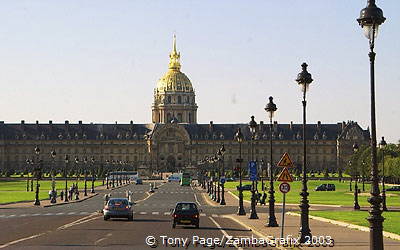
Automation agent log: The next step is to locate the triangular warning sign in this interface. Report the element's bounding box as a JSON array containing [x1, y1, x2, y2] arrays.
[[277, 152, 294, 167], [277, 167, 293, 182]]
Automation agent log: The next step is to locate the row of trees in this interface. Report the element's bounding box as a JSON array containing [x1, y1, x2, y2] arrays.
[[345, 142, 400, 183]]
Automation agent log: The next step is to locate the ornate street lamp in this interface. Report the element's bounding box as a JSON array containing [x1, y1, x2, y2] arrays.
[[357, 1, 386, 248], [295, 62, 313, 242], [379, 136, 387, 211], [106, 160, 110, 189], [74, 156, 80, 200], [265, 96, 278, 227], [248, 116, 258, 219], [64, 155, 69, 202], [220, 144, 226, 205], [33, 146, 41, 206], [216, 149, 222, 203], [353, 143, 361, 210], [83, 157, 88, 196], [50, 150, 57, 203], [91, 157, 96, 193]]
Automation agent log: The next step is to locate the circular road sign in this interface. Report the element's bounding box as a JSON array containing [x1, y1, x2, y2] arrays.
[[279, 182, 291, 194]]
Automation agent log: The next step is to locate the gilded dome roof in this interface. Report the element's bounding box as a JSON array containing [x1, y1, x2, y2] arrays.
[[156, 36, 194, 93]]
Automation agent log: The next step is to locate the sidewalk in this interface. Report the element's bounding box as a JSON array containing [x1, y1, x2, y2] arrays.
[[0, 182, 130, 209], [198, 186, 400, 249]]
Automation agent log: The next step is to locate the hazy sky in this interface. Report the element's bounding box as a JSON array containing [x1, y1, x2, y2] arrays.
[[0, 0, 399, 142]]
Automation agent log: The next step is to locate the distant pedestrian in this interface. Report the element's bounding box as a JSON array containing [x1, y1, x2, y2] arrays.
[[60, 190, 64, 201]]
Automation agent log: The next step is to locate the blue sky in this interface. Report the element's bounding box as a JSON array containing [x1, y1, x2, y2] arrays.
[[0, 0, 399, 142]]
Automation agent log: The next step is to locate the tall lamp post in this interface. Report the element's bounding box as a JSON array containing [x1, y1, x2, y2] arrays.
[[106, 160, 110, 189], [265, 96, 278, 227], [248, 116, 258, 219], [33, 146, 41, 206], [235, 128, 246, 215], [74, 156, 80, 200], [216, 150, 221, 203], [220, 144, 226, 205], [50, 150, 57, 203], [64, 155, 69, 202], [353, 143, 361, 210], [83, 157, 88, 196], [295, 62, 313, 242], [379, 136, 387, 211], [357, 1, 386, 249], [91, 157, 96, 193]]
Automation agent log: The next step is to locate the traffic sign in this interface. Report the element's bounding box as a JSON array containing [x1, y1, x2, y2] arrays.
[[277, 152, 294, 167], [279, 182, 291, 193], [220, 177, 226, 184], [248, 161, 257, 181], [277, 167, 294, 182]]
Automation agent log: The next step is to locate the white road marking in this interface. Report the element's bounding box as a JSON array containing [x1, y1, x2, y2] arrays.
[[56, 212, 64, 215], [67, 212, 76, 215], [164, 212, 170, 215], [152, 212, 159, 215], [139, 212, 147, 215], [209, 217, 243, 250], [194, 193, 201, 206], [19, 214, 27, 217], [0, 232, 46, 249], [211, 214, 218, 218], [44, 213, 53, 216], [8, 215, 16, 217], [95, 233, 113, 245], [31, 213, 40, 216], [200, 213, 206, 217]]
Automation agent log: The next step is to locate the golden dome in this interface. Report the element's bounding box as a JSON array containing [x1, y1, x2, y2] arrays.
[[156, 35, 194, 93]]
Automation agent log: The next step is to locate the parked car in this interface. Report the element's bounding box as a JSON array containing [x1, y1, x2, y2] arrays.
[[386, 186, 400, 191], [226, 177, 235, 182], [135, 178, 143, 185], [103, 198, 133, 221], [171, 202, 201, 229], [315, 183, 336, 191], [236, 184, 252, 191]]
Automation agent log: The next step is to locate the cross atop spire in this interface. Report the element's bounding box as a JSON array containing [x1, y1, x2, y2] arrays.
[[169, 34, 181, 70]]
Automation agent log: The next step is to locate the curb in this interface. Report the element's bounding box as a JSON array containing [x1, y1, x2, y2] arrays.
[[43, 193, 99, 208], [223, 215, 300, 250], [227, 191, 343, 208], [286, 212, 400, 242]]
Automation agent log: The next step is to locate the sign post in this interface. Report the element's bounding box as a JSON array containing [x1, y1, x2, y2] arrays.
[[279, 182, 291, 238]]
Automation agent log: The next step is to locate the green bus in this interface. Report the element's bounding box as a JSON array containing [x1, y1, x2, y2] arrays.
[[180, 173, 191, 186]]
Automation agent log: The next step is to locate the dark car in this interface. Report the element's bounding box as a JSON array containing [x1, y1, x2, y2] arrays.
[[103, 198, 133, 221], [226, 177, 235, 182], [236, 184, 252, 191], [315, 183, 336, 191], [386, 186, 400, 191], [171, 202, 200, 229], [135, 178, 143, 185]]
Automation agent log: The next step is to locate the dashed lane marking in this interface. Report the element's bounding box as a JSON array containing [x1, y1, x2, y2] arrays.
[[200, 213, 206, 217], [139, 212, 147, 215], [164, 212, 170, 215], [211, 214, 218, 218], [152, 212, 159, 215]]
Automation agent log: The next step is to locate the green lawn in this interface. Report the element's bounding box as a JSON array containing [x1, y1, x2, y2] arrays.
[[226, 180, 400, 207], [0, 180, 104, 204], [305, 210, 400, 236]]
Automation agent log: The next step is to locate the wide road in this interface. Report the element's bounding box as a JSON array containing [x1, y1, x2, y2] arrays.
[[0, 182, 274, 250]]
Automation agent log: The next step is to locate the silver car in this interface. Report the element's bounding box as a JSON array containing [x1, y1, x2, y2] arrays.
[[103, 198, 133, 221]]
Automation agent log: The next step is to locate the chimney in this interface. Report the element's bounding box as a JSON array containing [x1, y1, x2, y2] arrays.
[[209, 121, 214, 131], [65, 120, 69, 125], [20, 120, 25, 131], [79, 120, 82, 125], [130, 120, 133, 125], [49, 120, 52, 125], [317, 121, 321, 131], [342, 121, 346, 130], [259, 121, 264, 132], [273, 121, 278, 132], [290, 121, 293, 130]]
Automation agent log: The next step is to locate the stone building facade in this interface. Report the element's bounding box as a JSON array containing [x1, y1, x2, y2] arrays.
[[0, 37, 370, 175]]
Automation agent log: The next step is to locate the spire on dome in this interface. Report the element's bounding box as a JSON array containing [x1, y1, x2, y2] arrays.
[[169, 34, 181, 70]]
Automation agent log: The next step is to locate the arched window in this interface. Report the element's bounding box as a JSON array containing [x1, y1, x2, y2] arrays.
[[188, 113, 192, 123], [167, 96, 171, 103], [178, 96, 182, 104], [177, 113, 182, 122]]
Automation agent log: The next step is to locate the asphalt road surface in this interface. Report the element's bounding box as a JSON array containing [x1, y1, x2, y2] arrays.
[[0, 182, 274, 250]]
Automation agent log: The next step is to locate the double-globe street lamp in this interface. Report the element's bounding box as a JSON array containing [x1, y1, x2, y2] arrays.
[[265, 96, 278, 227], [357, 1, 386, 248], [83, 157, 88, 196], [33, 146, 41, 206], [64, 155, 69, 202], [379, 136, 387, 211], [91, 157, 96, 193], [219, 144, 226, 205], [50, 150, 57, 203], [295, 62, 313, 242], [353, 143, 361, 210], [74, 156, 80, 200], [248, 116, 258, 219], [235, 128, 246, 216]]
